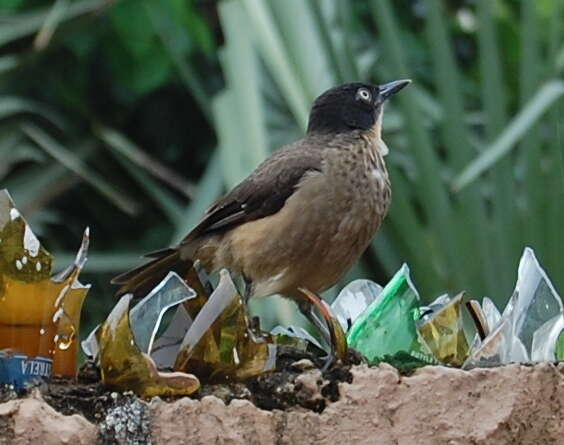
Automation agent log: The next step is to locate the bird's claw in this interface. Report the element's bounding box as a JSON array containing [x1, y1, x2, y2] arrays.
[[297, 288, 348, 371]]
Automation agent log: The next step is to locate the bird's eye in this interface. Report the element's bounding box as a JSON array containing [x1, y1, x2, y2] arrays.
[[356, 87, 372, 103]]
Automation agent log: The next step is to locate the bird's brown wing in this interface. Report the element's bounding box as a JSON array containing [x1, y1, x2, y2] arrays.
[[112, 141, 324, 294], [181, 142, 324, 245]]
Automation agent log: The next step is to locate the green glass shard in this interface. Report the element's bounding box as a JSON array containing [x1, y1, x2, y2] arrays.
[[557, 331, 564, 361], [346, 264, 437, 367]]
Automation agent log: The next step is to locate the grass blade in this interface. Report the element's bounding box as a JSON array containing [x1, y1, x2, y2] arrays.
[[452, 79, 564, 191], [476, 0, 515, 288], [172, 150, 223, 244], [217, 0, 269, 183], [144, 0, 212, 123], [0, 96, 66, 130], [518, 0, 544, 257], [0, 0, 109, 48], [95, 125, 195, 199], [269, 0, 335, 99], [424, 0, 494, 296], [21, 123, 138, 215], [241, 0, 310, 128], [371, 0, 465, 294]]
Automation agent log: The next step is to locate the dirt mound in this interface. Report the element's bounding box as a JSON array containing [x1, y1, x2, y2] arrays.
[[2, 363, 564, 444]]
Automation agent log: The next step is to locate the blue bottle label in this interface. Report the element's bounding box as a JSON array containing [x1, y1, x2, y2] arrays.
[[0, 352, 53, 391]]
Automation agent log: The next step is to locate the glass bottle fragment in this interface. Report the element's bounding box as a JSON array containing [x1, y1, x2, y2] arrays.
[[0, 190, 90, 388], [417, 292, 469, 366], [464, 248, 563, 368], [97, 294, 200, 397], [331, 279, 383, 332], [174, 269, 276, 382], [346, 264, 437, 367]]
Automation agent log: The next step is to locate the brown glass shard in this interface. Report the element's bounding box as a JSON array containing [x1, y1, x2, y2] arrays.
[[174, 269, 276, 382], [98, 294, 200, 398], [51, 228, 91, 377], [418, 292, 469, 367], [0, 189, 90, 387]]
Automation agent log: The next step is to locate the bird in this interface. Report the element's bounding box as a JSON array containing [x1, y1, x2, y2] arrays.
[[112, 80, 410, 360]]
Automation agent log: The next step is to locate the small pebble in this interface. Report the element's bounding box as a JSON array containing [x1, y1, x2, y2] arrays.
[[290, 359, 316, 372]]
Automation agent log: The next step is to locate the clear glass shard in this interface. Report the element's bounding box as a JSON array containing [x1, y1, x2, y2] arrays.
[[270, 325, 324, 351], [81, 325, 99, 360], [150, 304, 193, 369], [331, 279, 383, 332], [464, 247, 562, 367], [463, 318, 512, 368], [504, 247, 562, 359], [531, 313, 564, 362], [346, 264, 437, 366], [129, 272, 197, 354], [482, 297, 501, 333]]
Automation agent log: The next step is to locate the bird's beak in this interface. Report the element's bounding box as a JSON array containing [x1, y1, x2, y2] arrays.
[[378, 79, 411, 102]]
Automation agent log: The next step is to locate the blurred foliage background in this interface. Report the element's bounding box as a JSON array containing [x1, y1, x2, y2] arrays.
[[1, 0, 563, 335]]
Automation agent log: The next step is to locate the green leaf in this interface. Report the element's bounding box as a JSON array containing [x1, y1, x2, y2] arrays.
[[0, 0, 109, 48], [21, 123, 139, 216], [216, 0, 269, 186], [452, 79, 564, 191], [241, 0, 310, 128], [0, 96, 66, 130], [172, 150, 223, 244]]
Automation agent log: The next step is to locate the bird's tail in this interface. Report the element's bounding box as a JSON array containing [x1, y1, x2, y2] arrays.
[[111, 247, 193, 298]]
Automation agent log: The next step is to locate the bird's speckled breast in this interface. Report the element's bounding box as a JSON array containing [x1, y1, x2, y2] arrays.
[[322, 131, 391, 259], [223, 131, 391, 299]]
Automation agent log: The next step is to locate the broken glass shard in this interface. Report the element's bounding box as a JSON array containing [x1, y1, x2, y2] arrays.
[[332, 279, 383, 332], [482, 297, 501, 334], [505, 248, 563, 353], [174, 269, 276, 382], [51, 228, 91, 377], [0, 189, 90, 387], [531, 313, 564, 362], [464, 247, 561, 368], [270, 325, 323, 351], [150, 304, 193, 369], [557, 332, 564, 361], [129, 272, 196, 355], [346, 264, 437, 367], [417, 292, 469, 366], [466, 300, 489, 341], [98, 293, 199, 397], [81, 325, 99, 360]]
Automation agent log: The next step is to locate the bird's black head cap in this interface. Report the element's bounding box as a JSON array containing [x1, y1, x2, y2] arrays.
[[306, 80, 410, 135]]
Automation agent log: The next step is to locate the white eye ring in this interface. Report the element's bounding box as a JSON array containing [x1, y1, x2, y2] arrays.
[[356, 88, 372, 103]]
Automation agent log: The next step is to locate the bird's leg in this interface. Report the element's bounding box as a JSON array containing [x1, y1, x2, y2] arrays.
[[296, 288, 348, 372], [297, 299, 332, 348], [242, 275, 253, 305]]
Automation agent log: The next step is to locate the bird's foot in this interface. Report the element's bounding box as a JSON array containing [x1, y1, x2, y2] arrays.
[[297, 288, 348, 372]]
